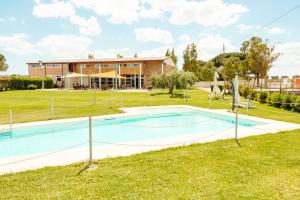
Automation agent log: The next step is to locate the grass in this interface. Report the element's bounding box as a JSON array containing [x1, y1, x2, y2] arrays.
[[0, 89, 299, 124], [0, 129, 299, 199], [0, 89, 299, 199]]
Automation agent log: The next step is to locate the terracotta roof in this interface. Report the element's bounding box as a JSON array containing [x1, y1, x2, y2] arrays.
[[27, 57, 170, 64]]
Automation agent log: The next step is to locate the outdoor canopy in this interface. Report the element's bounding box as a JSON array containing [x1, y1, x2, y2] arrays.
[[90, 70, 125, 79], [65, 72, 89, 78]]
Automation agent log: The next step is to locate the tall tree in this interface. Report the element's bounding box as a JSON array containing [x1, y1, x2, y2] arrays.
[[165, 49, 171, 57], [134, 53, 138, 58], [116, 54, 123, 58], [183, 43, 197, 72], [171, 48, 178, 66], [0, 53, 8, 71], [241, 36, 279, 86]]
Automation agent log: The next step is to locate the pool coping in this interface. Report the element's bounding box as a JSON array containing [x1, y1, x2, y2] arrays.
[[0, 105, 299, 175]]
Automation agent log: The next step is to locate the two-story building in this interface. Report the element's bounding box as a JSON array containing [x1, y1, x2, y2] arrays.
[[27, 57, 175, 90]]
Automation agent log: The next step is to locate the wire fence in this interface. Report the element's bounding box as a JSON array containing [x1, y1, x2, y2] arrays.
[[0, 90, 299, 173]]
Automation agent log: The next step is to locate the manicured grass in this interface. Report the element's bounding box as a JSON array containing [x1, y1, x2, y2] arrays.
[[0, 129, 299, 199], [0, 89, 299, 124]]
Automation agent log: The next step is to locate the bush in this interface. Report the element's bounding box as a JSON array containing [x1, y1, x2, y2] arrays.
[[258, 91, 268, 103], [27, 84, 37, 90], [0, 77, 53, 90], [270, 93, 283, 108], [0, 78, 10, 91], [281, 95, 295, 110], [292, 96, 300, 112]]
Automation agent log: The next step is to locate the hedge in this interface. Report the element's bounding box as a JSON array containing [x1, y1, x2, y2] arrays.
[[239, 85, 300, 113], [0, 77, 53, 91]]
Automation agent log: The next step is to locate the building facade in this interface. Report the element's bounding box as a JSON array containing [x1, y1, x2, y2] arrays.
[[27, 57, 175, 89]]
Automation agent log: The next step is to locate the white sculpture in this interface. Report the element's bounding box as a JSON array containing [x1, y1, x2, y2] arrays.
[[212, 71, 221, 95]]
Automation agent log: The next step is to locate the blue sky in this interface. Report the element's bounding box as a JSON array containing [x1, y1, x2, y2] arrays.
[[0, 0, 299, 76]]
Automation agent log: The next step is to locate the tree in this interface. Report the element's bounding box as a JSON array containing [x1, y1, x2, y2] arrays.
[[183, 43, 197, 72], [165, 48, 178, 66], [0, 53, 8, 71], [198, 61, 215, 81], [88, 54, 94, 59], [134, 53, 138, 58], [116, 54, 123, 58], [241, 36, 279, 87], [151, 70, 196, 94]]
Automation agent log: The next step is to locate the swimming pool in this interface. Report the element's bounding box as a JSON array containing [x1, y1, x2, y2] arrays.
[[0, 107, 263, 159]]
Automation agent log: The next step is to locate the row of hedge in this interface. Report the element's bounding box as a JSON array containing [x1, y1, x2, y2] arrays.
[[239, 85, 300, 112], [0, 77, 53, 91]]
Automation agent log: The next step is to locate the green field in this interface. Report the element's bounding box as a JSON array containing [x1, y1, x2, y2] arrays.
[[0, 89, 299, 124], [0, 130, 299, 199], [0, 89, 299, 199]]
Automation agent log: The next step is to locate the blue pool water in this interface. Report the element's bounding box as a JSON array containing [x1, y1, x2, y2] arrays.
[[0, 108, 262, 159]]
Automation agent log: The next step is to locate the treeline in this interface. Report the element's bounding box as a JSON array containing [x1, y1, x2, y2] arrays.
[[0, 77, 53, 91], [166, 36, 279, 87]]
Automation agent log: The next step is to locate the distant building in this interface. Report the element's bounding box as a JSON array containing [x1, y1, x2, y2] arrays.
[[27, 57, 175, 89]]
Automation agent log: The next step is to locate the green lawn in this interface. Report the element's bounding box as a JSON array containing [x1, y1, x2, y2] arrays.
[[0, 130, 299, 199], [0, 89, 299, 124], [1, 89, 299, 199]]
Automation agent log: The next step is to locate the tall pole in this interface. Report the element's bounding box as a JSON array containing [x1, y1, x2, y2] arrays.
[[235, 103, 238, 142], [89, 116, 93, 164], [118, 64, 121, 89], [9, 109, 12, 132], [139, 63, 142, 90], [39, 61, 44, 90], [99, 64, 101, 91]]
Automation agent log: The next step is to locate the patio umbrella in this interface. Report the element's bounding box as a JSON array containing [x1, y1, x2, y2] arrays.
[[90, 70, 125, 79]]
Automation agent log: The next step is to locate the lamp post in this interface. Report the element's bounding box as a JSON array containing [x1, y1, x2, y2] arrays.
[[39, 60, 45, 90]]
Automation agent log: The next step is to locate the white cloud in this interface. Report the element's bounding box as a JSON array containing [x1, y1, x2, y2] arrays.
[[0, 17, 17, 22], [139, 46, 170, 57], [71, 0, 140, 24], [0, 33, 39, 55], [178, 34, 191, 43], [270, 42, 300, 76], [144, 0, 248, 27], [36, 35, 92, 58], [268, 27, 286, 35], [33, 0, 75, 18], [33, 0, 101, 36], [94, 48, 130, 58], [135, 28, 173, 45], [0, 33, 92, 58], [195, 34, 236, 60], [236, 24, 260, 33], [69, 15, 101, 36]]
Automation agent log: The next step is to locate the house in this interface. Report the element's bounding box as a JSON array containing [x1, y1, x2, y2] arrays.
[[27, 57, 175, 89]]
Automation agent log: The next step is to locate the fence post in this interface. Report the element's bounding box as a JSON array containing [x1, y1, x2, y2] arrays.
[[9, 109, 12, 132], [235, 104, 238, 142], [51, 97, 54, 116], [209, 94, 212, 109], [246, 96, 249, 115], [88, 116, 93, 164]]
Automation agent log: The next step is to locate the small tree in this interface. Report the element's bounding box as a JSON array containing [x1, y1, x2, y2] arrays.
[[0, 53, 8, 71], [151, 70, 196, 94]]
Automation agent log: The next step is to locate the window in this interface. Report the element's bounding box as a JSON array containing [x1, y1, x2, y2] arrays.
[[46, 63, 61, 68], [56, 76, 62, 81], [127, 63, 140, 67], [30, 64, 40, 68]]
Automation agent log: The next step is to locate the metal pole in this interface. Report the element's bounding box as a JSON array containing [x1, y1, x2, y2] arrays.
[[235, 104, 238, 142], [9, 109, 12, 132], [209, 94, 212, 109], [89, 116, 93, 164], [93, 87, 96, 105], [246, 96, 249, 115], [51, 97, 54, 116]]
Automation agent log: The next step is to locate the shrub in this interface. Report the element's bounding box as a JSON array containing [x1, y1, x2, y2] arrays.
[[258, 91, 268, 103], [27, 84, 37, 90], [270, 93, 282, 108], [0, 77, 53, 90], [0, 78, 10, 91], [292, 96, 300, 112], [267, 93, 273, 105], [281, 95, 295, 110]]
